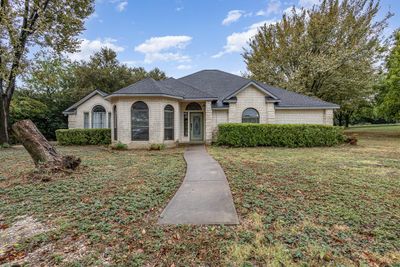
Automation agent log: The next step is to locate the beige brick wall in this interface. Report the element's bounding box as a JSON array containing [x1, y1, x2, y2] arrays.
[[110, 97, 180, 148], [68, 94, 112, 128], [275, 109, 332, 125], [228, 85, 274, 123]]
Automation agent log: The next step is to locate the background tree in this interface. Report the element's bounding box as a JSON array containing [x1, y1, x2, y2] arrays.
[[70, 48, 167, 100], [377, 29, 400, 120], [11, 49, 167, 140], [0, 0, 94, 145], [244, 0, 391, 127]]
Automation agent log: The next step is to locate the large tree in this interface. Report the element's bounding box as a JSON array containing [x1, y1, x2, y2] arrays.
[[13, 49, 167, 139], [244, 0, 391, 126], [70, 48, 167, 100], [0, 0, 94, 145], [378, 29, 400, 120]]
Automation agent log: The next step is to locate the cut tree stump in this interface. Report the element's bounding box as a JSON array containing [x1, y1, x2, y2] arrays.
[[11, 120, 81, 170]]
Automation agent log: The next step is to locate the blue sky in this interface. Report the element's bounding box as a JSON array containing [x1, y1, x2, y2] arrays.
[[70, 0, 400, 78]]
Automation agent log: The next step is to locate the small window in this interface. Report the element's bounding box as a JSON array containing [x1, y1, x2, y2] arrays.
[[92, 105, 106, 128], [84, 112, 89, 129], [164, 105, 174, 140], [186, 102, 202, 110], [184, 112, 188, 137], [242, 108, 260, 123], [108, 112, 111, 128], [131, 101, 149, 141], [113, 106, 118, 140]]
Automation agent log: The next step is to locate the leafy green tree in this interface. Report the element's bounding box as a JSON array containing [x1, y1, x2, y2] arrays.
[[0, 0, 94, 144], [15, 49, 167, 139], [70, 48, 167, 100], [378, 30, 400, 120], [244, 0, 391, 126]]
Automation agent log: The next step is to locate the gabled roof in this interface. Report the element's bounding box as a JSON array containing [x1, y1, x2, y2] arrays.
[[65, 70, 339, 112], [178, 70, 339, 109], [63, 89, 108, 115], [107, 77, 216, 100]]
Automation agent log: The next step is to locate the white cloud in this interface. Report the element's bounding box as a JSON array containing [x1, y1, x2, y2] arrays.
[[222, 10, 244, 26], [299, 0, 320, 8], [116, 1, 127, 12], [134, 35, 192, 63], [257, 0, 281, 16], [177, 64, 192, 70], [213, 20, 275, 58], [176, 6, 184, 11], [67, 38, 124, 61]]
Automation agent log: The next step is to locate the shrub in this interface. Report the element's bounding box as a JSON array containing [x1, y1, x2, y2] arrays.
[[112, 142, 128, 150], [149, 143, 165, 150], [56, 129, 111, 145], [216, 123, 345, 148]]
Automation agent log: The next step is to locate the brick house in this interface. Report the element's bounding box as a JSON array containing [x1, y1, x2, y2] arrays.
[[63, 70, 339, 148]]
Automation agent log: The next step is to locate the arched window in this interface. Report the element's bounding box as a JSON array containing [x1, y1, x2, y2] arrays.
[[164, 105, 174, 140], [186, 102, 202, 110], [242, 108, 260, 123], [113, 105, 118, 140], [92, 105, 106, 128], [131, 101, 149, 141]]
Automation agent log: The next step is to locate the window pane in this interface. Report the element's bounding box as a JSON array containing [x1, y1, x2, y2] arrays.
[[108, 112, 111, 128], [131, 101, 149, 141], [242, 108, 260, 123], [164, 105, 174, 140], [132, 128, 149, 140], [186, 102, 202, 110], [113, 106, 118, 140], [184, 112, 188, 137], [164, 129, 174, 140], [84, 113, 89, 128]]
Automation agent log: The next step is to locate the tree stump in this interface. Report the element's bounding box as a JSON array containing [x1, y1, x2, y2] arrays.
[[11, 120, 80, 170]]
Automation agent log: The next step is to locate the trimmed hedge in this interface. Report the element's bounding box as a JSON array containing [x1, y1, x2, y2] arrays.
[[216, 123, 345, 147], [56, 128, 111, 145]]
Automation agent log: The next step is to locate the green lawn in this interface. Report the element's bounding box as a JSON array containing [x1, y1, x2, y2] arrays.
[[0, 126, 399, 266]]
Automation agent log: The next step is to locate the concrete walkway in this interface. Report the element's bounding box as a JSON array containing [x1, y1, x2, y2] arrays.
[[158, 145, 239, 225]]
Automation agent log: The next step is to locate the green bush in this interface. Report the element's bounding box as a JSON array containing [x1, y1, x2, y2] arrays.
[[216, 123, 345, 147], [56, 128, 111, 145], [149, 143, 166, 150], [111, 141, 128, 150]]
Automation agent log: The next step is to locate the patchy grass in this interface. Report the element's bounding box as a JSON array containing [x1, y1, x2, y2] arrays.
[[209, 126, 400, 266], [0, 125, 399, 266], [346, 124, 400, 138]]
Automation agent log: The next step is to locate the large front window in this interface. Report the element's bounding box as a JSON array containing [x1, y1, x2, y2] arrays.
[[92, 105, 106, 128], [164, 105, 174, 140], [131, 101, 149, 141], [242, 108, 260, 123]]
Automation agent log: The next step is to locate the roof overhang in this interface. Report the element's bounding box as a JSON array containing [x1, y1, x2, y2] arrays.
[[275, 106, 340, 110], [62, 89, 108, 116], [224, 81, 280, 101], [105, 93, 184, 100]]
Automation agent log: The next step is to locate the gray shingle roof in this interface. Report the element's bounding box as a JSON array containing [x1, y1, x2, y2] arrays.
[[110, 77, 216, 99], [107, 69, 339, 109], [178, 70, 339, 108], [63, 89, 109, 115]]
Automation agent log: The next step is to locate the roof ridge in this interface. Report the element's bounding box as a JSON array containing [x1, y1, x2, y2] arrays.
[[169, 78, 215, 98]]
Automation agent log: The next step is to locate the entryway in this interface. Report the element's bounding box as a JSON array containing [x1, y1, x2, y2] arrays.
[[190, 112, 203, 141]]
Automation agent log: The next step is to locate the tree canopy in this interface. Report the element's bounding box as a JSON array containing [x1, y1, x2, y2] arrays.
[[378, 30, 400, 120], [0, 0, 94, 144], [243, 0, 391, 126], [11, 48, 167, 140]]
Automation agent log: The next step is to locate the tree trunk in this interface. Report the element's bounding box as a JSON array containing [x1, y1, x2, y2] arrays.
[[11, 119, 80, 170], [0, 95, 9, 144]]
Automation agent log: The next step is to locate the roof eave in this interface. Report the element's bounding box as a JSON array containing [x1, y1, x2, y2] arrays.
[[105, 93, 184, 100], [224, 81, 280, 101], [275, 105, 340, 109], [63, 89, 108, 114]]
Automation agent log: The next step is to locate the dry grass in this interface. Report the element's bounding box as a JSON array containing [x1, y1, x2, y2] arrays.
[[0, 125, 399, 266]]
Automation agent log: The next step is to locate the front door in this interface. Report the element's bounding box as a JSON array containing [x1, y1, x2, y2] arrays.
[[190, 112, 203, 141]]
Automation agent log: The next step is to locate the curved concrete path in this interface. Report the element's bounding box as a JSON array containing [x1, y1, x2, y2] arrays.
[[158, 145, 239, 225]]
